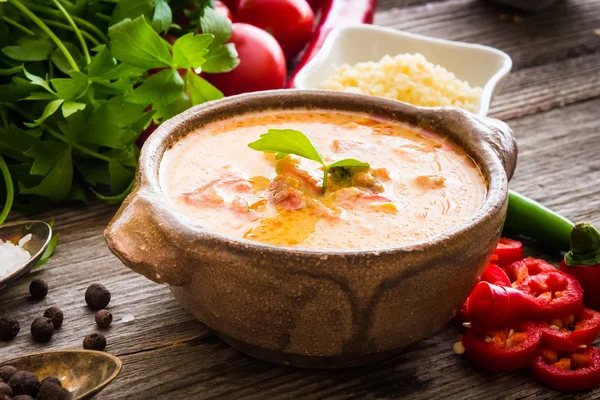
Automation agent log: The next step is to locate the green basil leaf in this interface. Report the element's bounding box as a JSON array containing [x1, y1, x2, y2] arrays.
[[152, 91, 191, 121], [109, 159, 135, 193], [125, 69, 184, 106], [109, 16, 172, 69], [185, 71, 222, 105], [50, 42, 84, 74], [172, 33, 212, 69], [200, 7, 231, 48], [202, 43, 239, 73], [76, 159, 111, 186], [51, 71, 89, 101], [57, 111, 87, 143], [2, 37, 55, 61], [24, 141, 69, 176], [111, 0, 158, 25], [23, 92, 58, 101], [248, 129, 325, 166], [24, 99, 64, 128], [62, 101, 86, 118], [20, 146, 73, 201], [151, 0, 172, 33], [329, 159, 370, 169]]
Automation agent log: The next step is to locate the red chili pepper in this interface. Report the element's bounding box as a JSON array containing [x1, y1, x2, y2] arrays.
[[531, 347, 600, 391], [518, 271, 584, 319], [560, 223, 600, 312], [493, 238, 524, 266], [467, 281, 539, 327], [502, 257, 556, 287], [285, 0, 377, 88], [461, 321, 541, 371], [455, 263, 511, 323], [540, 308, 600, 352]]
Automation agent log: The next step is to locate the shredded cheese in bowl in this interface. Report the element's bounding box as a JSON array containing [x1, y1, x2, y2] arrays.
[[321, 53, 483, 113]]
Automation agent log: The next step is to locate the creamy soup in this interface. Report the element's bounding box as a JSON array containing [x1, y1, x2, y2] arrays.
[[160, 111, 486, 250]]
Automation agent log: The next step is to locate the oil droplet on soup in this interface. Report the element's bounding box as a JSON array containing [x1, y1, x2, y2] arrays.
[[159, 110, 486, 250]]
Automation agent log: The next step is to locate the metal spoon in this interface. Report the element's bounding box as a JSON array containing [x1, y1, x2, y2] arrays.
[[0, 220, 52, 290], [1, 350, 122, 399]]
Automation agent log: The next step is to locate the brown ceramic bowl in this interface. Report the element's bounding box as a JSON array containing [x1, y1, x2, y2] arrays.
[[105, 90, 517, 368]]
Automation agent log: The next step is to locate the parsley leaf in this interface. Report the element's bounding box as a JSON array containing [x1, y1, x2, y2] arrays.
[[248, 129, 370, 194], [172, 33, 212, 69]]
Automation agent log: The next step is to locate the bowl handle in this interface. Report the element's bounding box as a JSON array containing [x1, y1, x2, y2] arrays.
[[476, 115, 518, 180], [104, 188, 191, 286]]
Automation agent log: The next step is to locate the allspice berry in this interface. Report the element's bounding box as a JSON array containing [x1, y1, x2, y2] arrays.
[[31, 317, 54, 342], [41, 377, 61, 387], [83, 332, 106, 351], [85, 284, 111, 310], [95, 310, 112, 328], [0, 366, 17, 382], [0, 382, 12, 397], [37, 380, 67, 400], [29, 279, 48, 300], [0, 317, 20, 341], [43, 306, 64, 329], [8, 371, 40, 397]]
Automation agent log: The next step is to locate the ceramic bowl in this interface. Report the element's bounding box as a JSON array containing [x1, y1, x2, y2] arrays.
[[105, 90, 517, 368], [293, 25, 512, 117]]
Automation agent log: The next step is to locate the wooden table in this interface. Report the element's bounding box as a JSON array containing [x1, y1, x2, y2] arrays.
[[2, 0, 600, 398]]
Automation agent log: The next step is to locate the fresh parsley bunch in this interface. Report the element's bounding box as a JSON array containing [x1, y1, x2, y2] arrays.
[[0, 0, 239, 226]]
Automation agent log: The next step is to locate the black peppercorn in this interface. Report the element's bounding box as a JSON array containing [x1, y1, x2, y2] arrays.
[[95, 309, 113, 328], [8, 370, 40, 396], [37, 380, 68, 400], [29, 279, 48, 300], [83, 332, 106, 351], [31, 317, 54, 342], [0, 382, 12, 397], [0, 366, 17, 382], [0, 317, 20, 341], [13, 395, 35, 400], [41, 376, 61, 387], [43, 306, 64, 329], [85, 284, 111, 310]]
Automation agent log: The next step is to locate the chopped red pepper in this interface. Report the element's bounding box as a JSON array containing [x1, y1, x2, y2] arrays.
[[461, 321, 541, 371], [518, 271, 584, 319], [531, 347, 600, 391], [467, 281, 539, 327], [503, 257, 556, 287], [494, 238, 524, 266], [540, 308, 600, 352], [455, 263, 511, 323], [560, 223, 600, 312]]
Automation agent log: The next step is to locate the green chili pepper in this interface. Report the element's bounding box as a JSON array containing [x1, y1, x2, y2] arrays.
[[504, 190, 574, 251]]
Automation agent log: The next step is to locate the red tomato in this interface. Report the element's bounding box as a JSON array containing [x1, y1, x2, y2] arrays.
[[518, 271, 584, 319], [237, 0, 314, 59], [461, 321, 542, 371], [215, 1, 234, 21], [203, 23, 286, 96], [539, 308, 600, 352], [493, 238, 524, 266], [532, 347, 600, 391]]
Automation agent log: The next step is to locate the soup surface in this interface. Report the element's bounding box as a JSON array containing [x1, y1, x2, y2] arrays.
[[160, 110, 486, 250]]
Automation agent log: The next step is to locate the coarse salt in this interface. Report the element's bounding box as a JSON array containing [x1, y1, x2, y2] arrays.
[[0, 238, 31, 279]]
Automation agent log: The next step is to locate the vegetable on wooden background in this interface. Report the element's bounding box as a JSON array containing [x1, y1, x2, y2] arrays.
[[0, 0, 239, 226]]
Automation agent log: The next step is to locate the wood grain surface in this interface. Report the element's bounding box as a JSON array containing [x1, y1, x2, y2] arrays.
[[2, 0, 600, 399]]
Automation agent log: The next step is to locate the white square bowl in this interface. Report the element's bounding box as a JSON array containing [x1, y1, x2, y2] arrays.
[[293, 25, 513, 117]]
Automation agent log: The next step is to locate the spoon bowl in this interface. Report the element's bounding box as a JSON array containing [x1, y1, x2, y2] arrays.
[[0, 220, 52, 289], [1, 350, 122, 399]]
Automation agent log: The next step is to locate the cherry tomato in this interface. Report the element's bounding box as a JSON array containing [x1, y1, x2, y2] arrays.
[[539, 308, 600, 352], [518, 271, 584, 319], [532, 347, 600, 391], [493, 238, 524, 266], [237, 0, 314, 59], [203, 23, 286, 96], [215, 1, 234, 21], [461, 321, 542, 371]]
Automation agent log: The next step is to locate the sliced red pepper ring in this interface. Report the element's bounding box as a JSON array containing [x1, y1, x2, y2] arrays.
[[455, 263, 511, 323], [461, 321, 541, 371], [540, 308, 600, 352], [518, 271, 584, 319], [467, 281, 539, 326], [531, 347, 600, 391], [503, 258, 556, 287], [494, 238, 524, 266]]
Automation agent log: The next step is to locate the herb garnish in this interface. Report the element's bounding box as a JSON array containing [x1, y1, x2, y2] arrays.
[[248, 129, 370, 194]]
